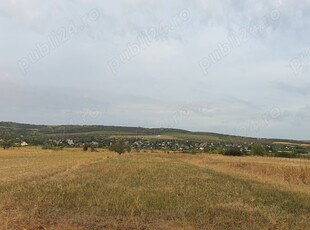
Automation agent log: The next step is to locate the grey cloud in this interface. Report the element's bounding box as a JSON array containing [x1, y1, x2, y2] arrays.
[[272, 82, 310, 95], [0, 0, 309, 139]]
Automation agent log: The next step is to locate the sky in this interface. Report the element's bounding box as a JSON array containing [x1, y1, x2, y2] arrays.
[[0, 0, 310, 140]]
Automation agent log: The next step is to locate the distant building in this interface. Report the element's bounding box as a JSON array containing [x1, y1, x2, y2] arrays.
[[21, 141, 28, 147], [199, 142, 208, 148], [67, 139, 75, 146]]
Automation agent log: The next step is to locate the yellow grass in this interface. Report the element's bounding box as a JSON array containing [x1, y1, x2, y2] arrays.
[[0, 148, 309, 229], [177, 153, 310, 194]]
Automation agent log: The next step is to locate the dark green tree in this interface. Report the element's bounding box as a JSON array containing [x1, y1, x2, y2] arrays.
[[109, 140, 128, 155], [1, 139, 13, 149], [251, 143, 266, 156]]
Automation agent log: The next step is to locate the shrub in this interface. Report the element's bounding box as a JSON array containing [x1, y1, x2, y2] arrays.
[[83, 145, 89, 151], [223, 148, 243, 156], [215, 147, 224, 154]]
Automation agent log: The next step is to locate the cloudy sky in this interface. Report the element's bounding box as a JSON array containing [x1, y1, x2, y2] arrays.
[[0, 0, 310, 140]]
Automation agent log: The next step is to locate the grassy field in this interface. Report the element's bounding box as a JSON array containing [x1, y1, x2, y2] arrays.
[[0, 148, 309, 229]]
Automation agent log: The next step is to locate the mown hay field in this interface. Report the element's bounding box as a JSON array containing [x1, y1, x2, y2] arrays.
[[0, 148, 309, 229]]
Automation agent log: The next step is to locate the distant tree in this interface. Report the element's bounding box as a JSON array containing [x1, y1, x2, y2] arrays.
[[251, 143, 266, 156], [1, 139, 13, 150], [109, 140, 129, 155]]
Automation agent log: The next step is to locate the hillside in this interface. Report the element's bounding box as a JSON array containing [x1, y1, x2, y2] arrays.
[[1, 122, 309, 157], [0, 121, 305, 143]]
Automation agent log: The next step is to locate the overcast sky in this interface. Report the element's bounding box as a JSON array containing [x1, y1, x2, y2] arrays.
[[0, 0, 310, 140]]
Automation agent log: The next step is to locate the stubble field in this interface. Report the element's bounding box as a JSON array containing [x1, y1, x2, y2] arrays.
[[0, 148, 309, 229]]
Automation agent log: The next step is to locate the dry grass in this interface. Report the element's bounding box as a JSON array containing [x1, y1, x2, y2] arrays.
[[178, 153, 310, 194], [0, 148, 309, 229]]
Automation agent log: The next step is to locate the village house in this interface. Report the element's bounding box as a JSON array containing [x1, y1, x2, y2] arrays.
[[21, 141, 28, 147], [67, 139, 75, 146]]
